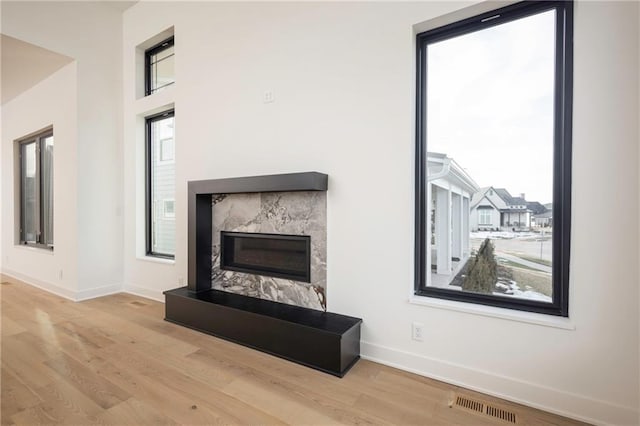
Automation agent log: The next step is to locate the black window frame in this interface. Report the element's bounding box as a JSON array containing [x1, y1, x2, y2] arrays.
[[18, 129, 54, 250], [414, 0, 573, 317], [146, 109, 176, 259], [145, 36, 175, 96]]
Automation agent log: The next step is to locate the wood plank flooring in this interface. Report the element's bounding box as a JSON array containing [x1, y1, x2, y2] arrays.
[[1, 277, 587, 425]]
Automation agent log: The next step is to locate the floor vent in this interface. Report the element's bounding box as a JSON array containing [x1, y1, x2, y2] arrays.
[[130, 301, 147, 307], [486, 405, 517, 423], [454, 395, 517, 423], [455, 396, 484, 413]]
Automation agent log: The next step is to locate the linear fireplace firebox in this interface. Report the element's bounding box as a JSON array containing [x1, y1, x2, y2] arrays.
[[220, 232, 311, 282]]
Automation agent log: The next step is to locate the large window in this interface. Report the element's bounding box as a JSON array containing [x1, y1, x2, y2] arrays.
[[145, 36, 175, 96], [415, 1, 572, 316], [18, 129, 54, 249], [146, 110, 175, 258]]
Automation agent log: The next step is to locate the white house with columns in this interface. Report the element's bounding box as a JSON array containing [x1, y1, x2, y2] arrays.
[[427, 153, 480, 288]]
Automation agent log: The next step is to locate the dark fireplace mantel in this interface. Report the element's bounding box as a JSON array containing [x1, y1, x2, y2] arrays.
[[188, 172, 328, 293]]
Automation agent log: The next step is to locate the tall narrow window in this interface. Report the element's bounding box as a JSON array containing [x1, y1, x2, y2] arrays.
[[146, 110, 175, 258], [145, 37, 174, 95], [415, 1, 572, 316], [18, 130, 54, 249]]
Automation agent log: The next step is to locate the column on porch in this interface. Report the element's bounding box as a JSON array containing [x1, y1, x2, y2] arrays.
[[435, 185, 451, 275], [463, 196, 470, 257], [426, 183, 432, 287], [452, 193, 462, 261]]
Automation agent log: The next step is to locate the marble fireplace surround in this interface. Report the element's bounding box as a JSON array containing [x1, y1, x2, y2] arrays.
[[187, 172, 328, 311]]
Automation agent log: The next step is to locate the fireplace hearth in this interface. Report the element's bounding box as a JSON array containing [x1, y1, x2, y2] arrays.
[[164, 172, 362, 377]]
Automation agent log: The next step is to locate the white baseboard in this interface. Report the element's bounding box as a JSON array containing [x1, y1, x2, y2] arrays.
[[123, 283, 166, 303], [1, 268, 122, 302], [1, 268, 77, 300], [361, 341, 638, 426], [1, 269, 167, 304], [75, 283, 122, 301]]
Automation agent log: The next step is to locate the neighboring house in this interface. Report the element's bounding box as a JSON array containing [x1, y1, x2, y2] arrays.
[[470, 187, 532, 231], [427, 152, 479, 288], [532, 204, 553, 228]]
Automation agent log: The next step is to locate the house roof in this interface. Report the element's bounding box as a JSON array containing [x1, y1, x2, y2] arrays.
[[527, 201, 547, 215], [470, 187, 499, 210], [493, 188, 527, 206], [493, 188, 512, 204], [427, 152, 480, 194], [471, 186, 538, 213]]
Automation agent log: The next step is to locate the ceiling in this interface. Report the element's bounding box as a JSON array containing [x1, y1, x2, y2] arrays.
[[1, 2, 138, 104], [1, 35, 74, 105]]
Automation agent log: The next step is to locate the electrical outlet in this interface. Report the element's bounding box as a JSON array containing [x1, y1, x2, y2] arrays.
[[178, 276, 184, 286], [263, 91, 275, 104], [58, 269, 63, 280], [412, 322, 424, 342]]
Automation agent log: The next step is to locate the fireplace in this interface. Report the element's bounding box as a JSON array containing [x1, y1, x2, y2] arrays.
[[220, 232, 311, 282], [165, 172, 362, 378]]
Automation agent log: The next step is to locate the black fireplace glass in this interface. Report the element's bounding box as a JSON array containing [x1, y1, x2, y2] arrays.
[[220, 232, 311, 282]]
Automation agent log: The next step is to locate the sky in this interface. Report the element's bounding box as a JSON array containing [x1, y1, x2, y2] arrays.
[[426, 10, 556, 204]]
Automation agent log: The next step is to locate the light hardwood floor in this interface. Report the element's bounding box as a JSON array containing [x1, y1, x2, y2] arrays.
[[1, 277, 587, 425]]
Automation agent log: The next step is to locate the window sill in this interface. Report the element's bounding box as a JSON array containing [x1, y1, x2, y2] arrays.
[[14, 244, 54, 255], [137, 255, 175, 265], [409, 295, 575, 330]]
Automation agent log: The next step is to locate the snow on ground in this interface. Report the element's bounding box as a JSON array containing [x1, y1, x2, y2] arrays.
[[495, 282, 510, 290], [470, 231, 542, 240], [493, 280, 551, 302]]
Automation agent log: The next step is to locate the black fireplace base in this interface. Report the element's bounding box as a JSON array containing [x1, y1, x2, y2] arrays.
[[164, 287, 362, 377]]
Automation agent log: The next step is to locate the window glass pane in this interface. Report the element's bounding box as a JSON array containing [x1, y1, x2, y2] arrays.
[[150, 115, 175, 255], [41, 135, 54, 246], [425, 10, 555, 303], [21, 142, 37, 243], [149, 43, 174, 94], [160, 138, 174, 161], [153, 54, 174, 92], [151, 45, 174, 63]]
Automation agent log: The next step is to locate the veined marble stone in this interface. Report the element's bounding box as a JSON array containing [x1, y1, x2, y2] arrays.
[[211, 191, 327, 311]]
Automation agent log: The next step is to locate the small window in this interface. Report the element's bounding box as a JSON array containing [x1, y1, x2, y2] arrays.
[[163, 200, 175, 219], [159, 137, 174, 162], [145, 37, 174, 95], [18, 130, 54, 249], [146, 110, 175, 258], [415, 1, 572, 316]]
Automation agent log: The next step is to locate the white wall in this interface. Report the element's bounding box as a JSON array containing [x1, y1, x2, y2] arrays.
[[1, 64, 79, 296], [1, 1, 123, 297], [1, 1, 637, 424], [122, 2, 640, 424]]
